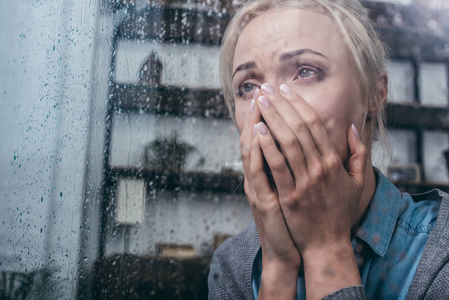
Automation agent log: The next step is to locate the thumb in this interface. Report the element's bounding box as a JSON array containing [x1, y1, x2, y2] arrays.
[[346, 124, 368, 189]]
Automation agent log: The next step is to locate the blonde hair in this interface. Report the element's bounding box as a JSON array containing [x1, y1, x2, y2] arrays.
[[220, 0, 388, 145]]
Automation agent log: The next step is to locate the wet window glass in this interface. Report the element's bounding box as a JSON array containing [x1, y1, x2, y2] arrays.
[[2, 0, 449, 299]]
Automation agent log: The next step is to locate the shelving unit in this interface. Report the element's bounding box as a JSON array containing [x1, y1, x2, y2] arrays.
[[99, 5, 232, 261], [89, 1, 449, 298], [109, 167, 244, 194], [101, 0, 449, 254]]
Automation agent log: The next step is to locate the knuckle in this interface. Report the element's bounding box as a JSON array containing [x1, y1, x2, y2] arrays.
[[250, 201, 258, 212], [327, 153, 341, 169], [239, 134, 245, 147], [250, 165, 267, 181], [306, 115, 321, 128], [315, 162, 326, 176], [270, 156, 285, 172], [358, 179, 366, 190], [296, 179, 308, 192], [282, 134, 298, 148], [249, 163, 259, 175], [265, 192, 278, 203], [241, 148, 250, 161], [240, 140, 250, 156], [292, 120, 307, 133], [258, 194, 278, 215], [360, 145, 368, 156], [312, 162, 326, 179], [281, 192, 298, 208], [243, 179, 251, 194]]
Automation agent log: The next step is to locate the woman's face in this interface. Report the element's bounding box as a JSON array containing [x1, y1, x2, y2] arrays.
[[232, 8, 367, 162]]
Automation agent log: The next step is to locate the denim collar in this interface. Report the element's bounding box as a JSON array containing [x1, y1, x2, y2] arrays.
[[354, 168, 401, 257]]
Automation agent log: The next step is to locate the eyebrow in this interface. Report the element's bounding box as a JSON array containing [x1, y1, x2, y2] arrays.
[[280, 48, 327, 61], [232, 61, 257, 79], [232, 49, 327, 79]]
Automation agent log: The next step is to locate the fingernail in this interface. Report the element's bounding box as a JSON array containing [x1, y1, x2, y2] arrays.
[[258, 96, 270, 108], [256, 122, 268, 135], [261, 83, 274, 95], [279, 84, 291, 95], [253, 124, 257, 137], [351, 124, 360, 139], [250, 99, 255, 113], [253, 88, 260, 100]]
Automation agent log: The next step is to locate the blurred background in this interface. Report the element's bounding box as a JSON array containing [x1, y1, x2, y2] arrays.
[[1, 0, 449, 299]]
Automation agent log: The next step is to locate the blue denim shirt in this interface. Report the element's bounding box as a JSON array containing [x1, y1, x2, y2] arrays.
[[252, 169, 441, 299]]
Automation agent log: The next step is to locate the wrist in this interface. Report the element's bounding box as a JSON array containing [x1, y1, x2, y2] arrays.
[[302, 240, 353, 263], [262, 260, 300, 281], [259, 260, 299, 300], [301, 241, 361, 299]]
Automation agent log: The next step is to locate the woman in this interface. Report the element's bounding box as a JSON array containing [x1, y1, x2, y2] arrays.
[[209, 0, 449, 299]]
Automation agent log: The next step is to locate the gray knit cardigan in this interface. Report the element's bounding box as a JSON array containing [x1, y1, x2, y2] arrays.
[[208, 189, 449, 299]]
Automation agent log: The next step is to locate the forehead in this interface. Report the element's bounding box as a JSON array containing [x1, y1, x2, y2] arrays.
[[233, 8, 346, 68]]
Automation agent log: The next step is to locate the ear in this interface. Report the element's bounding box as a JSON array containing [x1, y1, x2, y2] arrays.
[[368, 72, 388, 118]]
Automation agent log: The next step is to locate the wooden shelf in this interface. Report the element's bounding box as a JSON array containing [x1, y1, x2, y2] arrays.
[[93, 254, 210, 300], [108, 166, 449, 195], [115, 6, 230, 46], [111, 3, 449, 63], [111, 84, 230, 118], [385, 103, 449, 131], [109, 167, 244, 194], [112, 84, 449, 130], [386, 103, 449, 130]]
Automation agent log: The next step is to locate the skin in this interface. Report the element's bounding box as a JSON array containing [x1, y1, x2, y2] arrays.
[[232, 8, 387, 300]]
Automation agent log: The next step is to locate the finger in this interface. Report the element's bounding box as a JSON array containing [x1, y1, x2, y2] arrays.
[[346, 124, 368, 190], [278, 83, 335, 157], [253, 122, 295, 198], [248, 132, 291, 253], [240, 89, 262, 180], [258, 84, 318, 176], [249, 132, 289, 234]]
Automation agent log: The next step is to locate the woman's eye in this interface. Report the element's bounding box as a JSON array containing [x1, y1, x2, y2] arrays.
[[243, 83, 254, 93], [299, 68, 315, 78], [236, 82, 258, 99], [295, 66, 323, 81]]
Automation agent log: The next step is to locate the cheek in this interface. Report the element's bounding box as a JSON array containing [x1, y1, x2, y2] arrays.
[[234, 101, 249, 133], [296, 85, 363, 128], [294, 86, 364, 160]]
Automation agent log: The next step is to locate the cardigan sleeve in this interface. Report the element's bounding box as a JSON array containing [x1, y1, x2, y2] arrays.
[[405, 189, 449, 299], [208, 222, 367, 300], [209, 241, 367, 300], [321, 286, 366, 300], [420, 261, 449, 299], [208, 250, 234, 300], [208, 224, 259, 300]]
